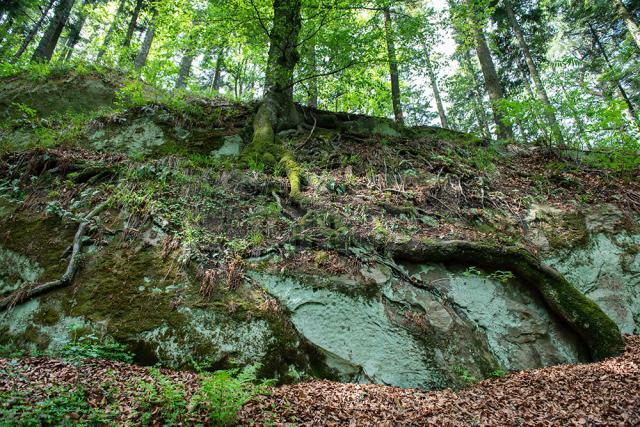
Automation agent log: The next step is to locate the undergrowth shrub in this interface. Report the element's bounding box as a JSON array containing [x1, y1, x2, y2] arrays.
[[61, 331, 133, 363], [192, 363, 274, 426], [0, 386, 114, 426]]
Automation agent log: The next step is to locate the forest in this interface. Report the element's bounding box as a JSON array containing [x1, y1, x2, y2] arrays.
[[0, 0, 639, 425], [1, 0, 639, 164]]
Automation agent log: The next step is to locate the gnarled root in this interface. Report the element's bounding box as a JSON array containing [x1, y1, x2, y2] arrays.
[[280, 152, 301, 198], [386, 239, 624, 361], [0, 199, 109, 311], [245, 102, 303, 198]]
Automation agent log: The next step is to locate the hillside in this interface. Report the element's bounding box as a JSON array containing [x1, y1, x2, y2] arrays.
[[1, 69, 639, 424]]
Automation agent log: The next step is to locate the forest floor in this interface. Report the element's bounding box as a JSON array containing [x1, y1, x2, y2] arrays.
[[1, 335, 638, 426]]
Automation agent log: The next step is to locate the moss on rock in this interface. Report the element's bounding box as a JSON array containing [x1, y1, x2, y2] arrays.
[[388, 239, 625, 361]]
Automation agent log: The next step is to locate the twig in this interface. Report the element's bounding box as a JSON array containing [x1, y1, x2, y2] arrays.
[[296, 112, 317, 149]]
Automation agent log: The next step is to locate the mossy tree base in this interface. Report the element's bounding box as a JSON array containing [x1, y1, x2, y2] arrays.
[[244, 101, 303, 199]]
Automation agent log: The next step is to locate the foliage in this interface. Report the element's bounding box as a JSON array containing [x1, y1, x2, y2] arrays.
[[191, 363, 274, 426], [0, 386, 114, 426], [61, 325, 134, 363]]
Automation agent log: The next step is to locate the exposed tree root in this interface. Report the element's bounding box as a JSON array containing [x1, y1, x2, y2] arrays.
[[244, 102, 303, 198], [280, 152, 301, 198], [385, 239, 625, 361], [287, 230, 623, 361], [0, 200, 109, 311]]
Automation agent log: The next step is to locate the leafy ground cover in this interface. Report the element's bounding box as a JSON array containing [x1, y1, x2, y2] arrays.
[[1, 336, 639, 425]]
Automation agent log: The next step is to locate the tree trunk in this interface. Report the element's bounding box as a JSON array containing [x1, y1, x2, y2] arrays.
[[13, 0, 56, 60], [514, 54, 552, 143], [424, 45, 448, 128], [469, 9, 513, 140], [246, 0, 302, 197], [383, 6, 404, 126], [32, 0, 76, 62], [134, 9, 157, 70], [96, 0, 126, 61], [505, 1, 564, 146], [175, 51, 194, 89], [589, 22, 638, 126], [307, 38, 318, 108], [463, 49, 492, 139], [211, 47, 224, 91], [614, 0, 640, 50], [62, 0, 94, 61], [123, 0, 143, 48]]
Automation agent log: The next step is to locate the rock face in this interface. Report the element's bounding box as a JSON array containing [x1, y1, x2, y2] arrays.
[[1, 193, 634, 389], [538, 205, 640, 335], [251, 260, 588, 388], [0, 73, 116, 120]]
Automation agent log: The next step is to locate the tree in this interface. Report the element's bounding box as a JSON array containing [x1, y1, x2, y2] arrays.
[[424, 44, 448, 129], [383, 5, 404, 126], [13, 0, 56, 60], [244, 0, 302, 197], [96, 0, 127, 61], [32, 0, 77, 62], [503, 0, 564, 146], [134, 8, 157, 70], [176, 51, 194, 88], [613, 0, 640, 50], [467, 1, 513, 140], [123, 0, 144, 48]]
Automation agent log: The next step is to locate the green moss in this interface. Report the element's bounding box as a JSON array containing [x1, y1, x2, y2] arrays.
[[69, 240, 189, 339], [33, 306, 61, 326], [0, 208, 75, 283], [255, 305, 337, 383], [546, 212, 589, 249]]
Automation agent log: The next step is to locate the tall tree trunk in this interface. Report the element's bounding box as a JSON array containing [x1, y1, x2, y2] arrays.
[[424, 45, 448, 128], [514, 54, 535, 98], [469, 9, 513, 140], [246, 0, 302, 197], [589, 22, 638, 126], [383, 6, 404, 126], [62, 0, 94, 61], [514, 54, 552, 143], [123, 0, 143, 48], [175, 51, 194, 89], [307, 38, 318, 108], [32, 0, 76, 62], [463, 49, 491, 139], [613, 0, 640, 50], [14, 0, 56, 59], [134, 9, 156, 70], [211, 47, 224, 91], [505, 1, 564, 146], [96, 0, 126, 61]]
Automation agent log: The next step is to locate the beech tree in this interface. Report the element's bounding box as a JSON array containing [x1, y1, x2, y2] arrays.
[[32, 0, 77, 62]]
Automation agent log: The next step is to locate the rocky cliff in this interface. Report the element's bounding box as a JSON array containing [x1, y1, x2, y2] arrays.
[[1, 70, 637, 389]]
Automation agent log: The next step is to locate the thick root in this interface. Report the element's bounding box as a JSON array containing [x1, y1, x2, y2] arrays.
[[387, 239, 625, 361], [245, 103, 303, 198], [243, 103, 282, 167], [280, 152, 301, 198]]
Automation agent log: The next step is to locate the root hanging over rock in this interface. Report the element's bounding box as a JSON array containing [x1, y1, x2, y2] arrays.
[[385, 238, 625, 361], [0, 199, 109, 311]]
